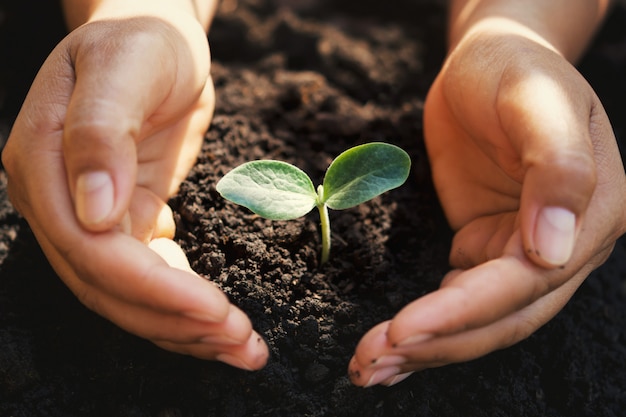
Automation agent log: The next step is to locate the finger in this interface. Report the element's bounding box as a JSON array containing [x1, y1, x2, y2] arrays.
[[27, 210, 259, 352], [497, 65, 599, 268], [521, 97, 617, 268], [148, 237, 191, 271], [134, 76, 215, 198], [64, 267, 266, 364], [62, 22, 196, 231], [35, 220, 231, 324], [349, 262, 591, 387], [81, 288, 253, 345], [348, 322, 440, 387], [127, 188, 176, 243], [385, 230, 586, 347], [449, 211, 517, 269], [81, 236, 230, 322], [61, 273, 253, 345], [19, 135, 228, 325], [154, 204, 177, 239], [156, 329, 270, 370], [27, 199, 266, 365]]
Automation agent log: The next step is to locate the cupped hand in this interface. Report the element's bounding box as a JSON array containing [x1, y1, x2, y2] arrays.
[[349, 31, 626, 387], [2, 16, 268, 370]]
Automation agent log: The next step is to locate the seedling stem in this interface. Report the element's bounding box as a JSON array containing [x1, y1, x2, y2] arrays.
[[317, 185, 331, 264]]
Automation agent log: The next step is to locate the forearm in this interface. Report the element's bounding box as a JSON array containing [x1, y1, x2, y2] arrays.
[[448, 0, 613, 62], [61, 0, 219, 32]]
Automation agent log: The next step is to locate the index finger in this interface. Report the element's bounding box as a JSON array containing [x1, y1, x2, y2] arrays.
[[385, 231, 585, 346], [38, 226, 231, 324]]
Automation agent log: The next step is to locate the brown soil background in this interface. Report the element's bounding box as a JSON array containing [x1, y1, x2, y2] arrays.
[[1, 1, 625, 416]]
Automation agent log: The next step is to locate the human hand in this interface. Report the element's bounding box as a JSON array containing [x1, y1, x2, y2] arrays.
[[348, 31, 626, 387], [2, 15, 268, 370]]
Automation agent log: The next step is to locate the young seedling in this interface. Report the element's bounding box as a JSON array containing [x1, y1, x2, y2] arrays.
[[216, 142, 411, 264]]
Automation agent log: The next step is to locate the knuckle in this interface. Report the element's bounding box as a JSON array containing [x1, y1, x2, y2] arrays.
[[73, 284, 103, 317], [542, 150, 596, 187], [501, 319, 536, 349], [63, 120, 119, 149], [530, 150, 598, 210]]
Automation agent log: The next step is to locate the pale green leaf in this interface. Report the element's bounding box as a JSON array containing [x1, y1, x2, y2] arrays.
[[216, 160, 317, 220], [322, 142, 411, 210]]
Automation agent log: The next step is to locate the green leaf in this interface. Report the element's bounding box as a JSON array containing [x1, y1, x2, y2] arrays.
[[322, 142, 411, 210], [216, 160, 318, 220]]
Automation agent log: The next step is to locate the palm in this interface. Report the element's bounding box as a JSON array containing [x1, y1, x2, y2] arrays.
[[129, 79, 214, 241], [3, 19, 270, 369], [135, 81, 214, 202], [424, 73, 524, 268], [62, 18, 215, 240], [348, 35, 626, 387]]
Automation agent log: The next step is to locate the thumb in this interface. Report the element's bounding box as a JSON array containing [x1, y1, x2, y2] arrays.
[[148, 237, 193, 272], [500, 69, 599, 268], [521, 149, 595, 268], [62, 23, 179, 231]]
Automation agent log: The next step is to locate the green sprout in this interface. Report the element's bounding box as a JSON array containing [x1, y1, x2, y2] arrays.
[[216, 142, 411, 264]]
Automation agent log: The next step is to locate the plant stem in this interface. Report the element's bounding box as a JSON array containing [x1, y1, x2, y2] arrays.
[[317, 185, 331, 264]]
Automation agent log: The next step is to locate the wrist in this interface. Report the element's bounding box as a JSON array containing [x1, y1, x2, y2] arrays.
[[62, 0, 217, 32], [448, 0, 612, 62], [450, 17, 560, 59]]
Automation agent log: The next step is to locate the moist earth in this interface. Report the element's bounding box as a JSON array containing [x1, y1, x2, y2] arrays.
[[1, 1, 626, 416]]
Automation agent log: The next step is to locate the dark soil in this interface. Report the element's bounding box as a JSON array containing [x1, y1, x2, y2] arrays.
[[1, 1, 626, 416]]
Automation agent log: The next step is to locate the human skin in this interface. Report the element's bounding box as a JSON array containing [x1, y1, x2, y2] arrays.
[[348, 0, 626, 387], [1, 0, 268, 370], [4, 0, 626, 385]]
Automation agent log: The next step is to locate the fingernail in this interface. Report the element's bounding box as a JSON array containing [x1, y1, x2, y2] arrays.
[[381, 371, 414, 387], [364, 366, 401, 388], [394, 333, 432, 348], [76, 171, 114, 226], [535, 206, 576, 266], [370, 355, 406, 369], [216, 353, 254, 371]]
